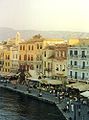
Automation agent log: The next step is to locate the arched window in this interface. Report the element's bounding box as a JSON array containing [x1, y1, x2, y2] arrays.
[[24, 54, 27, 60], [28, 45, 30, 50], [32, 45, 34, 50], [19, 55, 21, 60], [23, 45, 25, 50], [20, 45, 22, 50], [37, 44, 39, 49]]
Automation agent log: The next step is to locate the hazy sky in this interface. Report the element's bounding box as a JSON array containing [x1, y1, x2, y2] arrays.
[[0, 0, 89, 31]]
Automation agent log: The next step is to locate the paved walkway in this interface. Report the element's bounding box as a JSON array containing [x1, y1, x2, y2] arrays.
[[0, 82, 89, 120]]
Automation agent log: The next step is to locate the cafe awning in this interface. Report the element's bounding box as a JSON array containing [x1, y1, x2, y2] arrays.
[[66, 82, 89, 91], [7, 73, 16, 77], [41, 79, 62, 85], [27, 77, 42, 83], [80, 91, 89, 98]]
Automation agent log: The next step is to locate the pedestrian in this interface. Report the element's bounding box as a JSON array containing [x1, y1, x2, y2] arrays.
[[71, 104, 74, 112], [66, 105, 69, 112], [67, 101, 70, 107], [78, 108, 81, 116], [70, 99, 72, 104], [87, 110, 89, 114]]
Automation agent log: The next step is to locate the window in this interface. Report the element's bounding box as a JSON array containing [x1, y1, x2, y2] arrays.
[[70, 50, 73, 56], [24, 55, 27, 60], [40, 44, 42, 49], [36, 65, 38, 68], [56, 67, 59, 71], [70, 71, 72, 78], [19, 55, 21, 60], [20, 45, 22, 50], [28, 55, 30, 61], [70, 61, 72, 65], [82, 61, 85, 69], [75, 72, 77, 79], [31, 55, 33, 61], [82, 51, 85, 57], [74, 50, 78, 56], [74, 61, 77, 66], [30, 64, 34, 70], [23, 45, 25, 50], [32, 45, 34, 50], [44, 62, 46, 67], [37, 44, 39, 49], [28, 45, 30, 50], [8, 55, 10, 60], [44, 51, 46, 57], [82, 73, 85, 80]]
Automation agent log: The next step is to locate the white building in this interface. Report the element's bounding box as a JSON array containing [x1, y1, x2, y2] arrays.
[[68, 38, 89, 81]]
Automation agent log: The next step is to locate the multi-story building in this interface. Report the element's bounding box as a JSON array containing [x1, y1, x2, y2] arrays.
[[18, 34, 65, 78], [1, 32, 23, 74], [2, 46, 11, 73], [68, 38, 89, 81], [43, 44, 68, 78], [0, 43, 4, 72], [10, 46, 19, 73]]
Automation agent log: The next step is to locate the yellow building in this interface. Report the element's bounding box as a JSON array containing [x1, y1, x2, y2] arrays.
[[2, 46, 11, 73], [0, 43, 4, 72], [18, 34, 66, 78], [1, 32, 24, 74]]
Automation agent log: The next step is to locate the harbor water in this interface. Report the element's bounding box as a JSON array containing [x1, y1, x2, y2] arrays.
[[0, 88, 65, 120]]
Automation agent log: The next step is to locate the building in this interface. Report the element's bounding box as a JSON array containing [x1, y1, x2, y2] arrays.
[[68, 38, 89, 82], [18, 34, 65, 78], [43, 44, 68, 78], [1, 32, 24, 74]]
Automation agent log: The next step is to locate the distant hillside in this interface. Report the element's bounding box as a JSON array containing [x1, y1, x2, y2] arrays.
[[0, 27, 89, 41]]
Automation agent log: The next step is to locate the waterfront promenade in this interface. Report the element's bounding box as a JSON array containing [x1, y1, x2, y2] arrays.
[[0, 82, 89, 120]]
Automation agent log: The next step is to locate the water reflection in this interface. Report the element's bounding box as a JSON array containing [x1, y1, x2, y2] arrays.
[[0, 88, 65, 120]]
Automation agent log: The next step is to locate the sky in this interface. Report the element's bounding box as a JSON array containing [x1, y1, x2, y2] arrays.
[[0, 0, 89, 32]]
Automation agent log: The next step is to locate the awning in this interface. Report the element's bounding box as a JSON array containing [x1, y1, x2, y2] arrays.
[[7, 73, 16, 77], [0, 73, 9, 77], [80, 91, 89, 98], [27, 77, 42, 83], [41, 79, 62, 85], [66, 82, 89, 91]]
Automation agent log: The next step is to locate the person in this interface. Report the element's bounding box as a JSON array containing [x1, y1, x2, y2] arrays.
[[67, 101, 70, 107], [87, 110, 89, 114], [66, 105, 69, 112], [71, 104, 74, 112], [78, 108, 81, 116]]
